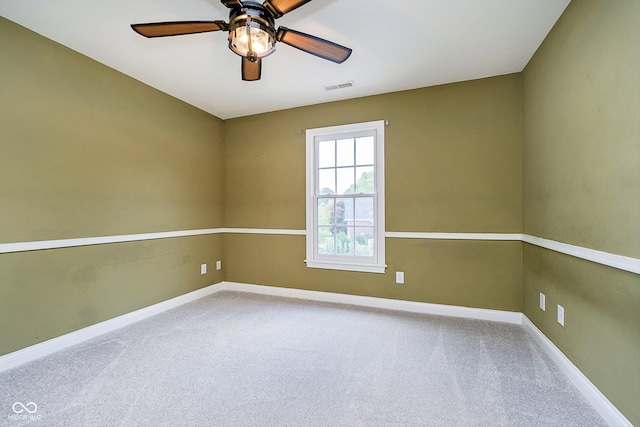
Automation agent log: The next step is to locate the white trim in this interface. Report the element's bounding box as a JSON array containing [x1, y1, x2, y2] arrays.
[[304, 260, 386, 274], [385, 232, 523, 241], [1, 229, 637, 275], [222, 228, 305, 235], [305, 120, 386, 273], [386, 232, 639, 274], [0, 228, 304, 254], [522, 234, 640, 274], [522, 316, 632, 427], [0, 228, 223, 254], [0, 283, 224, 373], [221, 282, 523, 324]]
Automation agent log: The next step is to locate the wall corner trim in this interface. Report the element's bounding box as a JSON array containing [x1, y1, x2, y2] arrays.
[[521, 316, 632, 427]]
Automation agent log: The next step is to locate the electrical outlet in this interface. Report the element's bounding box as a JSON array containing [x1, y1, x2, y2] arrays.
[[216, 260, 222, 270], [395, 271, 404, 284], [539, 293, 546, 311], [200, 263, 207, 275], [557, 304, 565, 326]]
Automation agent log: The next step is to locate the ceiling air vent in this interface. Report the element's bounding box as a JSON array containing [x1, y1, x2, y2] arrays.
[[324, 81, 354, 91]]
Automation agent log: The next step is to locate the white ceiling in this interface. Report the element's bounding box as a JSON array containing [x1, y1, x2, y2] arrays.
[[0, 0, 570, 119]]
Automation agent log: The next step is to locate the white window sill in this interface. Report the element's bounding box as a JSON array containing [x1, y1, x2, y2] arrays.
[[305, 260, 386, 274]]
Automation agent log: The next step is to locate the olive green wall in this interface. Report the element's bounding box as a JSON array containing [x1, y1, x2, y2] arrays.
[[0, 18, 225, 355], [522, 0, 640, 424], [3, 3, 637, 423], [225, 235, 522, 310], [224, 75, 523, 310]]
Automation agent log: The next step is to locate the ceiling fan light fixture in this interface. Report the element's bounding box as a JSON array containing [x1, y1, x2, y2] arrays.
[[228, 2, 276, 60], [229, 22, 275, 59]]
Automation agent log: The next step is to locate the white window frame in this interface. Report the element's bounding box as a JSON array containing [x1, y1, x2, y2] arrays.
[[305, 120, 386, 273]]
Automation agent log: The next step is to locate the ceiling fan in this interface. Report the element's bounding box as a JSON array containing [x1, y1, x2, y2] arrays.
[[131, 0, 352, 81]]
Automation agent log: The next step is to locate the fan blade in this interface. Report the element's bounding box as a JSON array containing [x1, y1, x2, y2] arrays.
[[276, 27, 352, 63], [263, 0, 312, 18], [221, 0, 243, 8], [131, 21, 228, 38], [242, 57, 262, 81]]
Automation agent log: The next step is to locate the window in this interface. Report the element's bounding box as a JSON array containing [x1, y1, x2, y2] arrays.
[[305, 120, 385, 273]]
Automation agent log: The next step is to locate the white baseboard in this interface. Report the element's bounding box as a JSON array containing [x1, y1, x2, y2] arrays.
[[0, 282, 225, 373], [521, 316, 632, 427], [0, 281, 521, 373], [219, 281, 523, 324], [1, 281, 630, 427]]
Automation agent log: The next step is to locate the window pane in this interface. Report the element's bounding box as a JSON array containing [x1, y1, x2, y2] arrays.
[[333, 198, 352, 228], [318, 169, 335, 195], [355, 167, 374, 194], [318, 140, 335, 168], [336, 138, 354, 167], [317, 198, 333, 225], [336, 228, 354, 255], [355, 227, 374, 256], [338, 197, 354, 223], [356, 136, 374, 166], [317, 227, 335, 254], [337, 167, 355, 195], [355, 197, 374, 223]]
